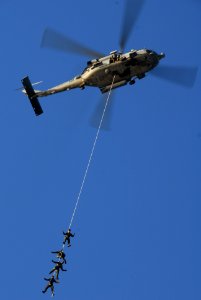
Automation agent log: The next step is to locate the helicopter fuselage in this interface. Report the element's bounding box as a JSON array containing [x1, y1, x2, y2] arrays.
[[35, 48, 165, 97], [83, 49, 164, 90]]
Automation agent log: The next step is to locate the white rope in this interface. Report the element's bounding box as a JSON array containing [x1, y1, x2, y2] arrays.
[[68, 75, 116, 229]]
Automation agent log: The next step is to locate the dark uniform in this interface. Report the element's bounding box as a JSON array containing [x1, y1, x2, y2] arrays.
[[51, 249, 67, 264], [42, 275, 59, 296], [49, 260, 67, 280], [63, 229, 75, 247]]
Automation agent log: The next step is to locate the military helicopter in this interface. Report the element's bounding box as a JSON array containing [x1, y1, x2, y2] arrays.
[[21, 0, 198, 117]]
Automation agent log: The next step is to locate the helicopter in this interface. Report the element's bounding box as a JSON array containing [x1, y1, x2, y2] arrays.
[[21, 0, 198, 117]]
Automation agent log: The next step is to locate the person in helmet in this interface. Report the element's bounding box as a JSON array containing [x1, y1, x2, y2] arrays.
[[51, 249, 67, 264], [49, 260, 67, 280], [42, 275, 59, 297], [63, 229, 75, 247]]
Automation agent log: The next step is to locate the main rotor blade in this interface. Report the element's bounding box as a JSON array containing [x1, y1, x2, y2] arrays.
[[151, 65, 198, 88], [90, 93, 114, 131], [41, 28, 105, 58], [119, 0, 145, 52]]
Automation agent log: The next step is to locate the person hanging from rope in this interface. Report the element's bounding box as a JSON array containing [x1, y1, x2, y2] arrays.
[[51, 249, 67, 264], [42, 275, 59, 297], [63, 228, 75, 247], [49, 260, 67, 280]]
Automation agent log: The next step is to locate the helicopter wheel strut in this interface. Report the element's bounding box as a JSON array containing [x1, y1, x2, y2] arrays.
[[129, 79, 135, 85]]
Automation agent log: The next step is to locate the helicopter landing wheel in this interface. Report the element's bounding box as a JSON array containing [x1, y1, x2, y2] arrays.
[[80, 85, 85, 90], [129, 79, 135, 85]]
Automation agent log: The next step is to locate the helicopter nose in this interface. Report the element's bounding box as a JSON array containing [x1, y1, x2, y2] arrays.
[[157, 52, 165, 60]]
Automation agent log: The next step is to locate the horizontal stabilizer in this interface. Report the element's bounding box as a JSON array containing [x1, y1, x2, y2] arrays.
[[21, 76, 43, 116]]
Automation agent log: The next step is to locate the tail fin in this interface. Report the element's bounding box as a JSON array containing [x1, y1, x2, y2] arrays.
[[21, 76, 43, 116]]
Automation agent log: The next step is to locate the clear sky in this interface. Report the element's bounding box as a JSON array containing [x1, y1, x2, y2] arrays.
[[0, 0, 201, 299]]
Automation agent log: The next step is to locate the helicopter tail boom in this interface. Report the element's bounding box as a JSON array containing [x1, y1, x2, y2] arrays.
[[21, 76, 43, 116]]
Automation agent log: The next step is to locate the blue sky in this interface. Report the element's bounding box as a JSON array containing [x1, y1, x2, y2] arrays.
[[0, 0, 201, 299]]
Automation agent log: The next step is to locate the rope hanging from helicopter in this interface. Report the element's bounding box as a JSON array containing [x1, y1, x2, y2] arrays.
[[68, 74, 116, 230]]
